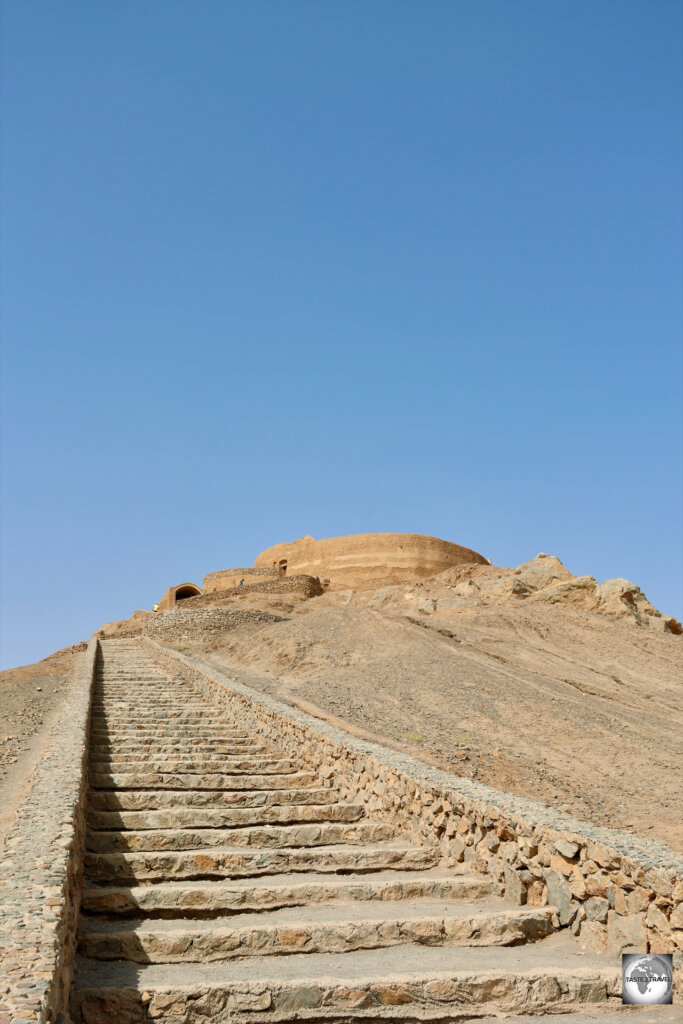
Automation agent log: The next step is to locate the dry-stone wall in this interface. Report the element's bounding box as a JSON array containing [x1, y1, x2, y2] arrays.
[[181, 575, 324, 608], [142, 607, 283, 646], [203, 567, 278, 589], [144, 639, 683, 963], [0, 638, 99, 1024]]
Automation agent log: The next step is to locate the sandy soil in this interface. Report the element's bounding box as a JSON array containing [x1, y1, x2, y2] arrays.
[[0, 644, 83, 843], [191, 592, 683, 853]]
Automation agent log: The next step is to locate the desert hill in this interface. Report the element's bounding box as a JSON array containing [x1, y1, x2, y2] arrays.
[[1, 550, 681, 855], [174, 553, 683, 852]]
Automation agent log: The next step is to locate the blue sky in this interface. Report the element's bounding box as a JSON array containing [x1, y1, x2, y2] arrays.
[[1, 0, 681, 670]]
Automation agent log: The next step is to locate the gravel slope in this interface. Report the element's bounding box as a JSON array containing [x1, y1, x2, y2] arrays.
[[196, 594, 682, 853]]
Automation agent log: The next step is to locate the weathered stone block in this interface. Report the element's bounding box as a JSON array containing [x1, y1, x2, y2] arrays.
[[649, 933, 675, 954], [670, 902, 683, 929], [584, 896, 609, 923], [606, 910, 645, 954], [646, 903, 671, 934], [550, 853, 574, 877], [585, 841, 619, 869], [527, 879, 547, 906], [504, 864, 527, 905], [545, 870, 573, 925], [613, 887, 628, 915], [626, 887, 651, 914], [554, 838, 579, 859], [580, 919, 607, 951], [569, 871, 587, 899]]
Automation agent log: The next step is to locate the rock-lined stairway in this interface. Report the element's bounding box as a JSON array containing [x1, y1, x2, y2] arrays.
[[71, 640, 621, 1022]]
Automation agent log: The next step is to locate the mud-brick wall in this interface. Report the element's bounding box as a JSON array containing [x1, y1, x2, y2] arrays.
[[144, 639, 683, 965]]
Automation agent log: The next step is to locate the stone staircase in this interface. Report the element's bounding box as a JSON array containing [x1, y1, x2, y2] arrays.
[[70, 640, 621, 1022]]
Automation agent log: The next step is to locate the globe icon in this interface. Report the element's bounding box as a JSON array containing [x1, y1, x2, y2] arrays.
[[623, 955, 673, 1004]]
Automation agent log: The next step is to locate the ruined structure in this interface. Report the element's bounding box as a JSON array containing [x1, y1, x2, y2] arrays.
[[157, 582, 202, 611], [156, 533, 487, 607], [254, 531, 489, 589], [203, 567, 279, 592]]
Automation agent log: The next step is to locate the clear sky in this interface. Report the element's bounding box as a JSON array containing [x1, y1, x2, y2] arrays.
[[1, 0, 681, 670]]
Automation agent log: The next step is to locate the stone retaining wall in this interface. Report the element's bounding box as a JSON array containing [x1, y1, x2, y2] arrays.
[[181, 576, 324, 609], [203, 567, 278, 591], [142, 608, 283, 646], [0, 637, 99, 1024], [144, 639, 682, 964]]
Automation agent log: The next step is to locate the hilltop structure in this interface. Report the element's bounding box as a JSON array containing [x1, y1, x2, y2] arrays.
[[157, 581, 202, 611], [254, 531, 489, 589], [157, 532, 488, 605]]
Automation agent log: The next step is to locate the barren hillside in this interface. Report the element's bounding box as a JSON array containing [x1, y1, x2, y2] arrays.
[[0, 643, 84, 841], [180, 555, 683, 853]]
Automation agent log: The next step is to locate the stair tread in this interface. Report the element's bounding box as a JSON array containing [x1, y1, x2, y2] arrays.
[[74, 932, 618, 987], [87, 788, 336, 809], [87, 803, 363, 827], [82, 867, 486, 896], [89, 771, 315, 790], [80, 896, 551, 933], [85, 821, 392, 852], [87, 840, 434, 863]]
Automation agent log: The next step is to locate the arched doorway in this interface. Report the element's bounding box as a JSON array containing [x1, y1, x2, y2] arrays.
[[174, 583, 202, 602]]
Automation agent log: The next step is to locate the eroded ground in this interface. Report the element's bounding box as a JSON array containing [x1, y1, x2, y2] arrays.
[[0, 644, 83, 842], [190, 594, 682, 853]]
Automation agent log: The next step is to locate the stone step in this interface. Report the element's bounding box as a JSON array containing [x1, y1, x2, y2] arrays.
[[90, 727, 250, 738], [94, 681, 199, 687], [95, 669, 170, 674], [91, 703, 227, 711], [90, 743, 270, 758], [89, 758, 294, 775], [93, 697, 214, 701], [89, 767, 304, 789], [88, 787, 338, 812], [91, 751, 273, 763], [71, 935, 621, 1023], [94, 675, 172, 680], [89, 735, 252, 746], [89, 771, 318, 792], [90, 721, 239, 732], [81, 869, 494, 916], [84, 842, 440, 882], [94, 680, 174, 685], [90, 708, 232, 716], [92, 684, 178, 689], [85, 821, 394, 854], [88, 803, 365, 831], [91, 712, 234, 723], [78, 899, 555, 963]]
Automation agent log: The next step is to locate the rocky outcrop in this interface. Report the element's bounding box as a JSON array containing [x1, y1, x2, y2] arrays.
[[596, 577, 682, 634], [399, 553, 681, 634]]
